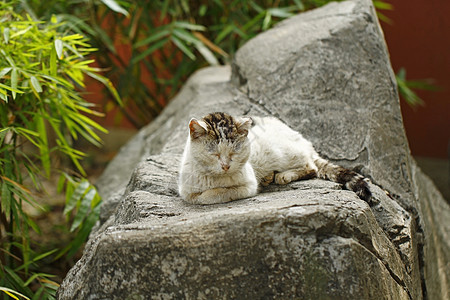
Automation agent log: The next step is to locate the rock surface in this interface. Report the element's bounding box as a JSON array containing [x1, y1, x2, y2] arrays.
[[58, 0, 449, 299]]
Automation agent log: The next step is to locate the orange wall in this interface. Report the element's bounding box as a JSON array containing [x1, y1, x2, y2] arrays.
[[381, 0, 450, 158]]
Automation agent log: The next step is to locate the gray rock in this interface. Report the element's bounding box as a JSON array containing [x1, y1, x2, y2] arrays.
[[58, 0, 449, 299]]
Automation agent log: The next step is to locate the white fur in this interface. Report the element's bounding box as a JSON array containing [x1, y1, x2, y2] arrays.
[[178, 116, 322, 204], [248, 117, 319, 182]]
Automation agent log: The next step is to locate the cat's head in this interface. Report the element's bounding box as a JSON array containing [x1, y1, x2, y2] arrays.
[[187, 112, 252, 175]]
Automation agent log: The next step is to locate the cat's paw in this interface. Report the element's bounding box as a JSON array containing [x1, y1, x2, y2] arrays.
[[197, 188, 230, 204], [261, 172, 275, 186], [274, 171, 297, 185]]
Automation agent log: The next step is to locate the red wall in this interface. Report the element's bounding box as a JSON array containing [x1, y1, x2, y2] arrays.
[[381, 0, 450, 158]]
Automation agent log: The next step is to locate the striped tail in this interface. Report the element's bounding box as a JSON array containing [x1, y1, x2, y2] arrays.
[[314, 157, 372, 202]]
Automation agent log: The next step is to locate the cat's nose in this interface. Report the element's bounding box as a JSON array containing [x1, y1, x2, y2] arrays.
[[221, 164, 230, 171]]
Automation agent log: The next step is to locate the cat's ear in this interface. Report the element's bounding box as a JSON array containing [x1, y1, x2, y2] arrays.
[[237, 117, 253, 136], [189, 118, 207, 139]]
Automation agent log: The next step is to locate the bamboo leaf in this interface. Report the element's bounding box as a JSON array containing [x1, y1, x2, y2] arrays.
[[194, 42, 219, 65], [1, 180, 12, 216], [0, 287, 30, 300], [374, 1, 394, 10], [66, 204, 100, 258], [86, 71, 123, 106], [1, 175, 32, 195], [0, 67, 12, 78], [64, 180, 89, 215], [174, 21, 206, 31], [17, 249, 59, 275], [131, 38, 168, 64], [293, 0, 305, 10], [30, 76, 42, 93], [215, 24, 235, 44], [134, 28, 170, 48], [11, 68, 18, 99], [3, 27, 10, 44], [70, 187, 96, 232], [55, 39, 63, 60], [23, 274, 42, 287], [0, 82, 23, 94], [262, 11, 272, 31], [51, 14, 58, 24], [193, 32, 228, 58], [4, 267, 33, 297], [57, 173, 66, 194], [36, 114, 50, 177], [0, 91, 7, 102], [171, 36, 196, 60], [26, 217, 41, 234], [72, 111, 108, 134], [101, 0, 129, 17], [268, 7, 296, 18], [173, 28, 198, 44]]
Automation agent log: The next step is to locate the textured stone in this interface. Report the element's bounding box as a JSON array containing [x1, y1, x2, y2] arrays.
[[58, 0, 449, 299]]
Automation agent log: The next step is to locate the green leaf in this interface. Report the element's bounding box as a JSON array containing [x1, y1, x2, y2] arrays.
[[199, 4, 207, 16], [0, 91, 8, 102], [0, 67, 12, 78], [173, 28, 198, 44], [1, 180, 12, 216], [171, 36, 196, 60], [55, 39, 63, 59], [268, 7, 295, 18], [160, 0, 169, 20], [57, 173, 66, 194], [134, 28, 170, 48], [373, 1, 394, 10], [36, 114, 50, 177], [262, 11, 272, 31], [11, 68, 18, 99], [86, 71, 123, 106], [30, 76, 42, 93], [174, 21, 206, 31], [0, 287, 30, 300], [50, 42, 57, 76], [101, 0, 130, 17], [15, 127, 40, 148], [194, 42, 219, 65], [0, 82, 23, 94], [70, 187, 96, 232], [215, 24, 235, 44], [27, 217, 41, 234], [293, 0, 305, 10], [131, 38, 169, 64], [23, 273, 42, 287], [66, 205, 100, 258], [51, 14, 58, 24], [3, 27, 10, 44], [64, 180, 90, 215], [4, 267, 33, 298]]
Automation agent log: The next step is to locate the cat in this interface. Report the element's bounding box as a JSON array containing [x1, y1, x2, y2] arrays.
[[178, 112, 372, 205]]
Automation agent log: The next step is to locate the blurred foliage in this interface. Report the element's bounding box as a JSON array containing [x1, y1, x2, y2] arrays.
[[396, 68, 438, 107], [0, 1, 114, 298], [18, 0, 429, 129], [373, 0, 393, 24], [19, 0, 357, 128]]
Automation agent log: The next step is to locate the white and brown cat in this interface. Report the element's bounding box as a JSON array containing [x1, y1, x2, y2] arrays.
[[178, 112, 371, 205]]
